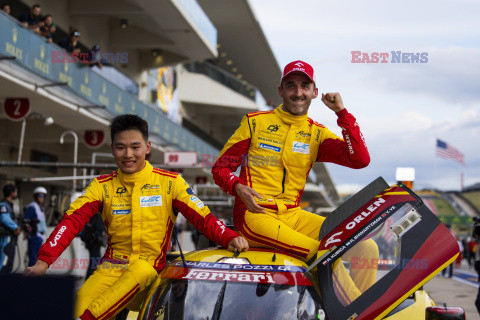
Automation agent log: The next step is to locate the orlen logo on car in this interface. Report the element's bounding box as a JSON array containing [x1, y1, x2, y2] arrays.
[[50, 226, 67, 247], [140, 195, 162, 207]]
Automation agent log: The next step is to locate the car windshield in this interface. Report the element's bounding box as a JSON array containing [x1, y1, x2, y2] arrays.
[[331, 203, 421, 306], [141, 278, 323, 320]]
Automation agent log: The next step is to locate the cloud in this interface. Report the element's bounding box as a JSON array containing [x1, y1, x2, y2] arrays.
[[251, 0, 480, 39], [357, 47, 480, 105], [249, 0, 480, 192], [325, 107, 480, 191]]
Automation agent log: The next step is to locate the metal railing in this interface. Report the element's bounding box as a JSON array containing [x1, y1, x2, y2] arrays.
[[173, 0, 218, 50], [0, 12, 219, 159], [184, 61, 257, 101]]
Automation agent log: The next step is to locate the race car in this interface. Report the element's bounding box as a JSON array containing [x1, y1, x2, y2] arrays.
[[136, 177, 464, 320]]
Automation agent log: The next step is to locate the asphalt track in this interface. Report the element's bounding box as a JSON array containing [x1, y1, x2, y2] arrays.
[[425, 265, 479, 320]]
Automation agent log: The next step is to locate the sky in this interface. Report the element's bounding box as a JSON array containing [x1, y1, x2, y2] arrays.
[[249, 0, 480, 193]]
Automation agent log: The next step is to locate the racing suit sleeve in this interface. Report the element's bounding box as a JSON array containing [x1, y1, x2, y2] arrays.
[[172, 175, 239, 248], [212, 115, 251, 196], [36, 180, 103, 266], [317, 108, 370, 169]]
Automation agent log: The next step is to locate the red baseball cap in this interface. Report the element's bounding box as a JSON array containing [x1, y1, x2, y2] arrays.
[[280, 60, 315, 83]]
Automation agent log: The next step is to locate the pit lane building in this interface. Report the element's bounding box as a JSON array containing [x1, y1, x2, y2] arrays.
[[0, 0, 339, 217]]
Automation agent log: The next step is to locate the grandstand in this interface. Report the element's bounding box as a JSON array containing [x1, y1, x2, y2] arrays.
[[417, 189, 477, 233]]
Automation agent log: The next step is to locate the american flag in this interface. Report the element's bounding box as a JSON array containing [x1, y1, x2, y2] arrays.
[[436, 139, 465, 165]]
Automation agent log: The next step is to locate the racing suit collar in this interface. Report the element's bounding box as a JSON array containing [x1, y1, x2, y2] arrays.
[[117, 161, 153, 185], [275, 105, 308, 125]]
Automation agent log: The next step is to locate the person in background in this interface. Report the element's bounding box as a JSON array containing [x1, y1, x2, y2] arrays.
[[0, 184, 21, 273], [40, 14, 56, 43], [80, 212, 107, 279], [83, 45, 103, 68], [24, 186, 48, 267], [455, 236, 464, 267], [469, 237, 477, 267], [442, 225, 455, 278], [58, 30, 81, 54], [472, 219, 480, 315], [1, 3, 11, 15], [18, 4, 42, 34]]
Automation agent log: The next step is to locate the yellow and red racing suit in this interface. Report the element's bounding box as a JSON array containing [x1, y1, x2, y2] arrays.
[[37, 161, 238, 320], [212, 106, 376, 296]]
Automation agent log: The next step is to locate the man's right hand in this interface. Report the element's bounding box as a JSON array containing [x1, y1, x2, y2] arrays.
[[23, 260, 48, 276], [235, 183, 266, 213]]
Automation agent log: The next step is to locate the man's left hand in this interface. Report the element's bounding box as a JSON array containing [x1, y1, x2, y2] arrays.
[[321, 92, 344, 112], [227, 236, 249, 253]]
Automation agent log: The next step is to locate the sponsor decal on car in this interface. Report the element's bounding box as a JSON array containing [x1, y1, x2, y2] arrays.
[[162, 266, 312, 285], [170, 260, 305, 272]]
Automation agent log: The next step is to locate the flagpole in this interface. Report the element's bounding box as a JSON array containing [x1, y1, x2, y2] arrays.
[[460, 172, 464, 191], [434, 138, 437, 189]]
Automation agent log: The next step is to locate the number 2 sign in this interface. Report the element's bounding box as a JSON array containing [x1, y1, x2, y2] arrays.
[[4, 98, 30, 121]]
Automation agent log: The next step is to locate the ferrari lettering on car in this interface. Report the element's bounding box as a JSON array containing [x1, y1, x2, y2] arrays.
[[183, 269, 275, 284]]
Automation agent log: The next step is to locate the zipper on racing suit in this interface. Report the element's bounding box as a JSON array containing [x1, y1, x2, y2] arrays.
[[281, 168, 286, 193]]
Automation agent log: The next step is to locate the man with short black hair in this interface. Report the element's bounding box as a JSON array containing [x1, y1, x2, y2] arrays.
[[24, 114, 249, 320], [213, 60, 377, 301], [1, 4, 11, 15], [18, 4, 42, 34], [40, 14, 56, 42], [58, 30, 81, 54], [0, 184, 20, 273]]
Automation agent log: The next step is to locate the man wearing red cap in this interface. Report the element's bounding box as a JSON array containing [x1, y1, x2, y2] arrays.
[[212, 60, 377, 300]]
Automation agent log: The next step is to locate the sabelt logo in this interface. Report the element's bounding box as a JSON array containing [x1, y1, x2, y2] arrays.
[[140, 195, 162, 207], [50, 226, 67, 247]]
